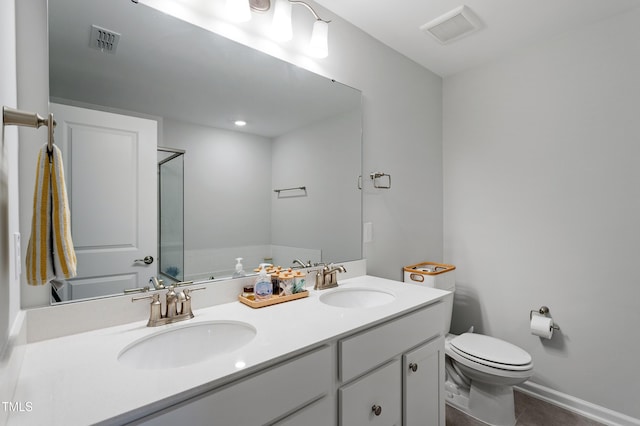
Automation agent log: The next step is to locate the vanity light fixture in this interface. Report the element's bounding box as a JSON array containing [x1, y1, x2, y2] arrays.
[[307, 18, 329, 58], [228, 0, 331, 58], [271, 0, 293, 41], [274, 1, 330, 58]]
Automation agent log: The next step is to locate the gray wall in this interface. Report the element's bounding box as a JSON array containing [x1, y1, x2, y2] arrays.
[[17, 0, 51, 308], [443, 8, 640, 418], [1, 2, 26, 417], [163, 119, 272, 250], [271, 110, 361, 262], [317, 7, 443, 280], [0, 0, 19, 357]]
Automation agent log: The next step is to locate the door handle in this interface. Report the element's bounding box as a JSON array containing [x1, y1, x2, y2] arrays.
[[134, 255, 154, 265]]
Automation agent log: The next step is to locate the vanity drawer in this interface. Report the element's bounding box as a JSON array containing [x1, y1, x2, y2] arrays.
[[339, 359, 402, 425], [339, 302, 444, 382], [135, 345, 331, 426]]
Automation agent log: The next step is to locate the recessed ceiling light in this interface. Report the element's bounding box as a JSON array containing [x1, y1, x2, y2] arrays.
[[234, 120, 247, 127]]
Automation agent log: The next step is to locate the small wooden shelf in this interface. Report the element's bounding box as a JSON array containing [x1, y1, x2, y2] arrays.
[[238, 291, 309, 308]]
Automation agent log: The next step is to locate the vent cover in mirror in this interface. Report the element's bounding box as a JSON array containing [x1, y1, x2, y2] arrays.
[[89, 25, 120, 54]]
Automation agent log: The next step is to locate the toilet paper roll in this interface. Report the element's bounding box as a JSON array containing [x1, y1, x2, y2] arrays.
[[530, 314, 554, 339]]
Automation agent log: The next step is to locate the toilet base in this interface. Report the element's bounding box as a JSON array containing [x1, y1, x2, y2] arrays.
[[445, 378, 516, 426], [469, 381, 516, 426]]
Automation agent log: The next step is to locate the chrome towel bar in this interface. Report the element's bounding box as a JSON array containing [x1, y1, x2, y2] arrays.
[[2, 106, 57, 154], [274, 186, 306, 194]]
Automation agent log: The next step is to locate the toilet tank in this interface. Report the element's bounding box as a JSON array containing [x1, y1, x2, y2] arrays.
[[403, 262, 455, 333]]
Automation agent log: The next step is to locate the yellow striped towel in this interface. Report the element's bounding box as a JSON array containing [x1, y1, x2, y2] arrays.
[[26, 143, 77, 285]]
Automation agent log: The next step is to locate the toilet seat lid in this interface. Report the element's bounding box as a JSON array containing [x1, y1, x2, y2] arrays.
[[449, 333, 532, 367]]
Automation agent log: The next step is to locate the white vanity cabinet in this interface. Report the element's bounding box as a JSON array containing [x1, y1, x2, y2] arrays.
[[128, 301, 445, 426], [131, 346, 333, 426], [7, 275, 451, 426], [338, 303, 446, 426]]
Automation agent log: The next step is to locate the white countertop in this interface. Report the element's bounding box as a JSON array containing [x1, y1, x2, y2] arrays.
[[8, 275, 448, 425]]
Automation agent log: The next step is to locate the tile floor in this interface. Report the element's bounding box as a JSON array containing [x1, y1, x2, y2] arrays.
[[445, 390, 606, 426]]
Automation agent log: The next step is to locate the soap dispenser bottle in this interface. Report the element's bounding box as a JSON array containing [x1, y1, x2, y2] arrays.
[[232, 257, 246, 278], [254, 266, 273, 300]]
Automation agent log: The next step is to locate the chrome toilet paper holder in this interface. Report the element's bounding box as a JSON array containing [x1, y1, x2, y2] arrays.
[[530, 306, 560, 330]]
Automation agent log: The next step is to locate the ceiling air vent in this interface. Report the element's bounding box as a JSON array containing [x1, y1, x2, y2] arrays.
[[89, 25, 120, 54], [420, 5, 482, 44]]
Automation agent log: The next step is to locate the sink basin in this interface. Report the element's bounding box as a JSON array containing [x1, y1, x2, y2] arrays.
[[319, 287, 395, 308], [118, 321, 256, 370]]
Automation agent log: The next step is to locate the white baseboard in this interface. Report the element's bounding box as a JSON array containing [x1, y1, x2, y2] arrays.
[[517, 382, 640, 426]]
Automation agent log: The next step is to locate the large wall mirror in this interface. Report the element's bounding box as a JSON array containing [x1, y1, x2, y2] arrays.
[[48, 0, 362, 303]]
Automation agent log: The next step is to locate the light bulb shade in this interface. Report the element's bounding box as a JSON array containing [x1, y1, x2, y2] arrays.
[[226, 0, 251, 22], [271, 0, 293, 41], [308, 20, 329, 58]]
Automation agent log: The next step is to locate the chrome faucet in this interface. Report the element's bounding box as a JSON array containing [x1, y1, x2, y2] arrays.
[[147, 276, 194, 291], [122, 276, 163, 295], [165, 286, 179, 318], [292, 259, 312, 268], [314, 264, 346, 290], [149, 276, 165, 290], [133, 285, 205, 327]]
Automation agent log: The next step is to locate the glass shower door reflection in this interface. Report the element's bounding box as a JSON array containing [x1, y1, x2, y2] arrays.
[[158, 148, 184, 282]]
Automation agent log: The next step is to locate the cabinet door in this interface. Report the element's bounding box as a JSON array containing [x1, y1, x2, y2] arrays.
[[339, 359, 401, 426], [403, 336, 445, 426]]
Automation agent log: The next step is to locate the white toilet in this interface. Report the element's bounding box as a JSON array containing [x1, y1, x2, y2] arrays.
[[404, 264, 533, 426]]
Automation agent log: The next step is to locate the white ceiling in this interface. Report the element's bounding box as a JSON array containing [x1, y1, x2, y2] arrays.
[[313, 0, 640, 77]]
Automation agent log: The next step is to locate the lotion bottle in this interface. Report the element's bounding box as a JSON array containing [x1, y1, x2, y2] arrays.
[[254, 266, 273, 300], [232, 257, 246, 278]]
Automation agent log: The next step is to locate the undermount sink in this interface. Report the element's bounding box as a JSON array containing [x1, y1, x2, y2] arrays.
[[118, 321, 257, 370], [319, 287, 395, 308]]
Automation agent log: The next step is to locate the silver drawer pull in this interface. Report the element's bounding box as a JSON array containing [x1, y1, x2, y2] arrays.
[[371, 405, 382, 416]]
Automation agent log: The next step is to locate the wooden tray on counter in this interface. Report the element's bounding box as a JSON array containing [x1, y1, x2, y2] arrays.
[[238, 291, 309, 309]]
